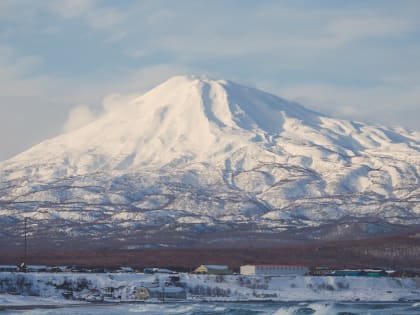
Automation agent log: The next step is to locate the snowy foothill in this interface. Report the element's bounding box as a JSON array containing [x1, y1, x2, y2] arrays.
[[1, 272, 420, 307]]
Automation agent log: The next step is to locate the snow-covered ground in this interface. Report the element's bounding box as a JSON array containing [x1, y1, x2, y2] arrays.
[[1, 272, 420, 306]]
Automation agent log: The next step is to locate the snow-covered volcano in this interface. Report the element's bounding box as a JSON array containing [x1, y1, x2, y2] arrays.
[[3, 75, 323, 173], [0, 75, 419, 245]]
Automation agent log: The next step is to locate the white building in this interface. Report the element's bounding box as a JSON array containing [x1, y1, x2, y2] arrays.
[[240, 264, 309, 276]]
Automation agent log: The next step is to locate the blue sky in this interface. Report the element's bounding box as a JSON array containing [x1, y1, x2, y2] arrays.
[[0, 0, 419, 160]]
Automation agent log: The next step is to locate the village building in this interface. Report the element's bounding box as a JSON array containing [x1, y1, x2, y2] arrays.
[[0, 265, 19, 272], [133, 287, 151, 300], [26, 265, 49, 272], [49, 266, 68, 272], [145, 286, 187, 300], [331, 270, 364, 277], [116, 266, 134, 273], [363, 269, 388, 277], [332, 269, 389, 277], [240, 264, 309, 276], [194, 265, 232, 275], [143, 267, 177, 274], [310, 266, 335, 276]]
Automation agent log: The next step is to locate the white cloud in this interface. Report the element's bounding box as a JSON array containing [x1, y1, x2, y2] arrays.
[[47, 0, 95, 19], [272, 82, 420, 130], [86, 7, 124, 29], [46, 0, 124, 40], [0, 45, 46, 100], [123, 2, 416, 58], [104, 31, 127, 43], [0, 45, 42, 78], [60, 63, 190, 133], [62, 105, 96, 133], [325, 17, 415, 44]]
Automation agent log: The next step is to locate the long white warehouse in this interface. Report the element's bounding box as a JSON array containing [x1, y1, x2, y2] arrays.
[[240, 264, 309, 276]]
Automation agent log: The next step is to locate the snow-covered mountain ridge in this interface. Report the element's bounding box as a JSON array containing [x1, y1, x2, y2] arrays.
[[0, 75, 419, 243]]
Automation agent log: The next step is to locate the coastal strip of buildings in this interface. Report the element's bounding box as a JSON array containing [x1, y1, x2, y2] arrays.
[[0, 263, 418, 278]]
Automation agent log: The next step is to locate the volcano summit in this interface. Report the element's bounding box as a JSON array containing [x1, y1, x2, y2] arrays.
[[0, 75, 419, 248]]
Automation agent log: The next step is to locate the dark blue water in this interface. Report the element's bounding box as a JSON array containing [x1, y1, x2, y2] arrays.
[[3, 301, 420, 315]]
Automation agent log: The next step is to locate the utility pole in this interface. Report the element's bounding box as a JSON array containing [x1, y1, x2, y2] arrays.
[[21, 217, 28, 272], [24, 217, 27, 262]]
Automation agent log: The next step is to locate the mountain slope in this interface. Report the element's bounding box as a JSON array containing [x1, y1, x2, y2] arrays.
[[0, 75, 419, 246]]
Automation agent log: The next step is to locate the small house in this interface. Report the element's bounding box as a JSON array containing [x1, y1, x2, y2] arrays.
[[194, 265, 232, 275], [310, 267, 334, 276], [134, 286, 150, 300]]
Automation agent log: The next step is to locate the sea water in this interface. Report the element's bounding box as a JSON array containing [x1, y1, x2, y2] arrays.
[[3, 302, 420, 315]]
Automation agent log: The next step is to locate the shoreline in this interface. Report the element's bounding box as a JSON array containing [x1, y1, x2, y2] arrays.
[[1, 298, 419, 310], [0, 303, 89, 311]]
